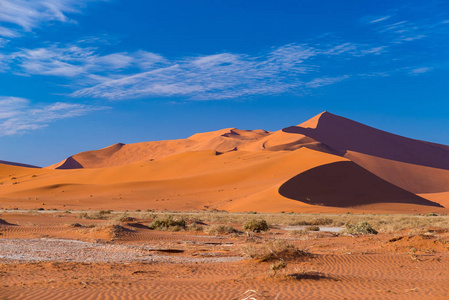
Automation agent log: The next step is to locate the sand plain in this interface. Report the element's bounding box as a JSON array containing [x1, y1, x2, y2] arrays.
[[1, 211, 449, 299]]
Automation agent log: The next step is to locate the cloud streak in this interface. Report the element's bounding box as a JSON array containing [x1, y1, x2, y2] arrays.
[[0, 0, 102, 38], [0, 96, 109, 136], [5, 42, 387, 101]]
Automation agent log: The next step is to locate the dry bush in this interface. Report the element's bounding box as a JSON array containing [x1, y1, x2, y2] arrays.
[[243, 219, 269, 233], [295, 217, 334, 226], [205, 224, 237, 235], [186, 222, 204, 232], [344, 221, 378, 235], [241, 240, 309, 262], [149, 215, 186, 231], [116, 215, 136, 222], [306, 225, 320, 231], [79, 210, 114, 220]]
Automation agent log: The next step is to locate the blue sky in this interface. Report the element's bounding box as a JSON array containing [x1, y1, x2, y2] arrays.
[[0, 0, 448, 166]]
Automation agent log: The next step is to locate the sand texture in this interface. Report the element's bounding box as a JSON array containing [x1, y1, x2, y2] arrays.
[[1, 212, 449, 299]]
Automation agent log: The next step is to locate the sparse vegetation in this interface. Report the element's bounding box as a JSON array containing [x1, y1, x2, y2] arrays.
[[306, 225, 320, 231], [205, 224, 238, 235], [186, 222, 204, 232], [345, 221, 378, 235], [117, 214, 136, 222], [243, 219, 269, 233], [241, 240, 309, 262], [149, 215, 186, 231]]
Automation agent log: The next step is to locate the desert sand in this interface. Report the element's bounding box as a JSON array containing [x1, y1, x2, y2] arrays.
[[1, 112, 449, 299], [1, 112, 448, 214], [1, 211, 449, 299]]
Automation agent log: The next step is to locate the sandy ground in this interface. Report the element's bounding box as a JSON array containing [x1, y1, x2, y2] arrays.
[[1, 212, 449, 299]]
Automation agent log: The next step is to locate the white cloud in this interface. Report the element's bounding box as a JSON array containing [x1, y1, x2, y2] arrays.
[[11, 45, 168, 79], [0, 0, 103, 37], [305, 76, 350, 88], [65, 42, 381, 100], [0, 96, 109, 136], [5, 41, 389, 101], [369, 16, 391, 24], [409, 67, 433, 75]]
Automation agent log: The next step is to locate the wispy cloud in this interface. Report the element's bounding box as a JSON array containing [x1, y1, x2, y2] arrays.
[[409, 67, 433, 75], [0, 96, 109, 136], [369, 15, 392, 24], [365, 12, 449, 44], [5, 41, 385, 101], [0, 0, 103, 38], [11, 45, 165, 79]]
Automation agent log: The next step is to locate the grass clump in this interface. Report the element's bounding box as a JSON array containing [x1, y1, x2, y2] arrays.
[[149, 215, 186, 231], [295, 217, 334, 226], [243, 219, 269, 233], [79, 210, 113, 220], [205, 224, 237, 235], [116, 214, 136, 222], [186, 222, 204, 232], [345, 221, 378, 235], [241, 240, 309, 262], [306, 225, 320, 231]]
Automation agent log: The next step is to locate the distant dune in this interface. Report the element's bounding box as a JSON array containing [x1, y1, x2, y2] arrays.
[[1, 112, 448, 213], [0, 160, 40, 169]]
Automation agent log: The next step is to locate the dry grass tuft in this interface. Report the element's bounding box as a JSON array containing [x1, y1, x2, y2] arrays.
[[205, 224, 238, 235], [241, 240, 310, 262], [243, 219, 269, 233], [344, 221, 378, 235], [149, 215, 186, 231]]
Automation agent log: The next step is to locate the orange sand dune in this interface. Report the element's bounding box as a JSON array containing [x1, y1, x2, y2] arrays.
[[2, 112, 449, 213], [419, 191, 449, 208], [48, 128, 271, 169], [0, 160, 40, 169], [278, 161, 442, 208], [345, 151, 449, 194], [283, 111, 449, 170]]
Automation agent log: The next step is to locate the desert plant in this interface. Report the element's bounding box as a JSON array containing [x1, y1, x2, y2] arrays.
[[117, 214, 136, 222], [345, 221, 378, 235], [149, 215, 186, 230], [241, 240, 309, 262], [205, 224, 237, 235], [186, 222, 204, 232], [306, 225, 320, 231], [270, 260, 287, 275], [243, 219, 269, 233]]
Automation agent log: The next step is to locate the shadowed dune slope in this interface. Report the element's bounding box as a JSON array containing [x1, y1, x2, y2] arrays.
[[345, 151, 449, 194], [279, 161, 443, 208], [284, 111, 449, 170], [0, 160, 40, 169]]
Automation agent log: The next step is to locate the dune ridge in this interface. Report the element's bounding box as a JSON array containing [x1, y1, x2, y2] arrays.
[[1, 112, 448, 213]]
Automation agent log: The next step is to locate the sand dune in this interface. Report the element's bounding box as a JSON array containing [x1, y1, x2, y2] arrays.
[[345, 151, 449, 194], [283, 111, 449, 170], [1, 112, 449, 213], [278, 161, 442, 207], [0, 160, 40, 169]]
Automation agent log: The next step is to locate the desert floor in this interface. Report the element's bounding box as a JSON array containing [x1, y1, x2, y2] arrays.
[[1, 210, 449, 299]]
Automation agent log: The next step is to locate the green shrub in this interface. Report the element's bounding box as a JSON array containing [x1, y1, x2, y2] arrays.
[[345, 221, 378, 235], [243, 219, 269, 233]]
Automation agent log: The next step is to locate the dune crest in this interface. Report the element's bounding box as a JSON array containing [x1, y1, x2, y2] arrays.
[[1, 111, 449, 212]]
